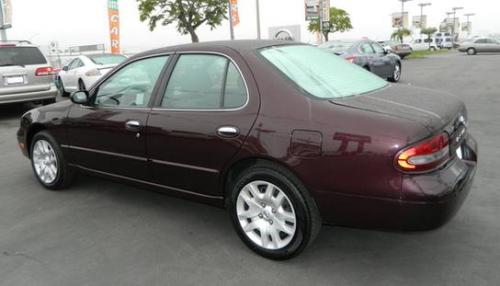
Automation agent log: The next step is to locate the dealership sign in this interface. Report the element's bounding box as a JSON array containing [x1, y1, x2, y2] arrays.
[[412, 15, 427, 29], [108, 0, 120, 54], [305, 0, 330, 21], [392, 12, 409, 28], [229, 0, 240, 27]]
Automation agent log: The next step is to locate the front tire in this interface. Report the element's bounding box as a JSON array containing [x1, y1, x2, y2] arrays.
[[30, 131, 75, 190], [228, 162, 321, 260], [467, 48, 477, 55], [57, 77, 69, 97], [388, 62, 402, 82]]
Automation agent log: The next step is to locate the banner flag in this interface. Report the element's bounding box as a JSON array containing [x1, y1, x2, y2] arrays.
[[108, 0, 120, 54]]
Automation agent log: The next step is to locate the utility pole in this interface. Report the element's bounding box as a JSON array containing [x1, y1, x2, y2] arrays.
[[228, 1, 234, 40], [464, 13, 475, 37], [418, 3, 431, 32], [255, 0, 261, 39], [0, 0, 7, 41], [452, 6, 464, 45], [319, 0, 323, 43], [399, 0, 413, 30]]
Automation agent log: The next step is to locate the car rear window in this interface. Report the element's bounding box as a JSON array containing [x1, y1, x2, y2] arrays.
[[0, 47, 47, 66], [260, 45, 388, 99], [88, 54, 126, 65], [318, 41, 355, 53]]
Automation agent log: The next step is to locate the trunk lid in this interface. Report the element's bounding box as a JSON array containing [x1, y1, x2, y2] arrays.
[[330, 84, 465, 135]]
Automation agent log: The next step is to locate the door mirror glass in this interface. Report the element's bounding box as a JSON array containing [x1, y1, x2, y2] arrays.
[[62, 66, 68, 71], [71, 91, 89, 104]]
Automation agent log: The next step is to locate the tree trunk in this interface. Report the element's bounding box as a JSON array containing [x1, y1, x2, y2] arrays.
[[189, 29, 199, 43], [323, 32, 329, 42]]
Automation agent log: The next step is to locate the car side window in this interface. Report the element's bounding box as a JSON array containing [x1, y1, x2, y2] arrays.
[[371, 43, 385, 54], [93, 56, 168, 108], [360, 43, 375, 54], [161, 54, 247, 109], [475, 39, 486, 44], [68, 59, 80, 70]]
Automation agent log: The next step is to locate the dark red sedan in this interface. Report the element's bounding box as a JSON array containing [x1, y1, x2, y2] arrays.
[[17, 41, 478, 260]]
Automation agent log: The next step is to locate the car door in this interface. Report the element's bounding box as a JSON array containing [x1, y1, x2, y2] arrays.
[[371, 42, 393, 78], [66, 55, 170, 181], [474, 39, 488, 52], [146, 52, 259, 198], [360, 42, 385, 78], [486, 39, 500, 52], [65, 58, 83, 91]]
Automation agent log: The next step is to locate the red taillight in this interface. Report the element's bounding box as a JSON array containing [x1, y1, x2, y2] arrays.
[[396, 133, 450, 172], [35, 67, 54, 76], [345, 56, 356, 63]]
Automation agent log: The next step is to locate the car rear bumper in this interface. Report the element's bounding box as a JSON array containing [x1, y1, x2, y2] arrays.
[[314, 134, 478, 231], [0, 84, 57, 104]]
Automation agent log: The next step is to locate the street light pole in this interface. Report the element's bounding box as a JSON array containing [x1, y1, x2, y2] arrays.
[[418, 3, 431, 32], [464, 13, 475, 36], [399, 0, 413, 30], [0, 0, 7, 41], [255, 0, 261, 39], [452, 6, 464, 45], [228, 1, 234, 40]]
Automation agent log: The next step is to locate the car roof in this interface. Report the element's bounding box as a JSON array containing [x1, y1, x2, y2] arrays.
[[132, 40, 303, 58]]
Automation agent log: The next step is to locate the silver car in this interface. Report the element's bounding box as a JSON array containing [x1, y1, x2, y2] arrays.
[[0, 41, 57, 105], [458, 38, 500, 55]]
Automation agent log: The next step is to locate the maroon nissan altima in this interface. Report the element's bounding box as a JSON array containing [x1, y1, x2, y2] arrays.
[[17, 40, 478, 260]]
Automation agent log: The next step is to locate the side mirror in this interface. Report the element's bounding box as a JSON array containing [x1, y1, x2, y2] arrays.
[[383, 46, 393, 54], [71, 91, 89, 105], [62, 66, 69, 71]]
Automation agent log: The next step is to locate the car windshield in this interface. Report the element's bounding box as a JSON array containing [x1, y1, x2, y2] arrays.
[[260, 45, 388, 99], [0, 47, 47, 66], [318, 41, 355, 53], [88, 54, 126, 65]]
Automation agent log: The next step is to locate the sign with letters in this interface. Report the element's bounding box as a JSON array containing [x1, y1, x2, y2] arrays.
[[108, 0, 120, 54]]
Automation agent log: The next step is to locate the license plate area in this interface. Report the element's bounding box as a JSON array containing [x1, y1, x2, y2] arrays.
[[4, 75, 27, 85]]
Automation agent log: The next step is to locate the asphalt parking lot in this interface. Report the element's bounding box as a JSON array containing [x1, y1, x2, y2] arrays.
[[1, 52, 499, 286]]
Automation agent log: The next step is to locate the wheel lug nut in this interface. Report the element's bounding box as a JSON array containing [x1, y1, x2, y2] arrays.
[[269, 220, 273, 225], [272, 208, 276, 213], [258, 214, 263, 218], [261, 203, 266, 207]]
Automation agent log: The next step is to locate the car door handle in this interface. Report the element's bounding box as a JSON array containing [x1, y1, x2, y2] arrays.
[[125, 120, 142, 130], [217, 126, 239, 138]]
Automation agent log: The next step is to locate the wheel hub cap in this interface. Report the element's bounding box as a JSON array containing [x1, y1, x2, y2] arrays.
[[236, 180, 297, 250], [32, 140, 58, 184]]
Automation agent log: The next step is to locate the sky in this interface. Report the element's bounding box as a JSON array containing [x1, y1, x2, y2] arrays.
[[6, 0, 500, 53]]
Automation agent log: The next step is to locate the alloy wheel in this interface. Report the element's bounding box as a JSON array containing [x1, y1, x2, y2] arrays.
[[236, 180, 297, 250], [32, 139, 58, 184], [393, 64, 401, 81]]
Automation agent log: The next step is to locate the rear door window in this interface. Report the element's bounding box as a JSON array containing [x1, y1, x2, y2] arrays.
[[360, 43, 375, 54], [0, 47, 47, 67]]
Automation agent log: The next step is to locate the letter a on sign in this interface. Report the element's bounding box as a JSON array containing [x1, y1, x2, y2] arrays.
[[108, 0, 120, 54]]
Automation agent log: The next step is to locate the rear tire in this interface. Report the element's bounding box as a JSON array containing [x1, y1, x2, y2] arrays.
[[467, 48, 477, 55], [228, 162, 321, 260], [30, 131, 76, 190], [78, 79, 86, 91]]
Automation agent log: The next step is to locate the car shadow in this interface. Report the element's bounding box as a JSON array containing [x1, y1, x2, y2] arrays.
[[68, 173, 451, 267], [0, 102, 37, 122]]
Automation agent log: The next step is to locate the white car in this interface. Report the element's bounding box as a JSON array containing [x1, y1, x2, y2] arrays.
[[57, 54, 126, 96], [409, 38, 438, 51]]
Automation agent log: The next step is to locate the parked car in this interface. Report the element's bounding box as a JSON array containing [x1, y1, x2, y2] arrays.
[[0, 41, 57, 105], [57, 53, 127, 96], [458, 38, 500, 55], [17, 40, 478, 260], [437, 37, 453, 49], [410, 38, 438, 51], [378, 40, 412, 59], [319, 39, 402, 82]]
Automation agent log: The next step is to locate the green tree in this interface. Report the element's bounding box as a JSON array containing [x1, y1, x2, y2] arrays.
[[137, 0, 228, 43], [308, 7, 353, 42], [391, 28, 412, 43], [421, 27, 438, 48]]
